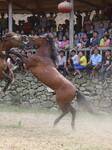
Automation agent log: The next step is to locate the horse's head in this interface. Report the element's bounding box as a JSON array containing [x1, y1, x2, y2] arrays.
[[0, 32, 22, 52]]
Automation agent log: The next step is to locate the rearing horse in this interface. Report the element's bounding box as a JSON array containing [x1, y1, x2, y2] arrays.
[[21, 35, 93, 129]]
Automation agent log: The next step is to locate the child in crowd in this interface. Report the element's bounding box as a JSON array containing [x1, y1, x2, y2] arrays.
[[73, 51, 87, 78]]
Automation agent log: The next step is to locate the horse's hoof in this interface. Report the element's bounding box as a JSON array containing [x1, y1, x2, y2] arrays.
[[71, 123, 75, 130], [53, 119, 58, 127]]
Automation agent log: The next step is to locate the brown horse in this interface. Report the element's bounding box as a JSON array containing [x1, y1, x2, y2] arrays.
[[0, 33, 93, 128], [21, 35, 93, 129], [0, 32, 24, 92]]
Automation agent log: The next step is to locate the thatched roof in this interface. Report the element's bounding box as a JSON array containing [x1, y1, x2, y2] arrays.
[[0, 0, 112, 13]]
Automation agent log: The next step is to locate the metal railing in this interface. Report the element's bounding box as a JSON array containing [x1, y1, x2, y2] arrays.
[[76, 47, 112, 56]]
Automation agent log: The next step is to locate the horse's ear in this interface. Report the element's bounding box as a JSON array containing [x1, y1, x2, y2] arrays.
[[5, 32, 15, 38]]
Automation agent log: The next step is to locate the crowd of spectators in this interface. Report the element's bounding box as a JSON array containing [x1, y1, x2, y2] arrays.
[[0, 11, 112, 48], [0, 10, 112, 80], [57, 47, 112, 80]]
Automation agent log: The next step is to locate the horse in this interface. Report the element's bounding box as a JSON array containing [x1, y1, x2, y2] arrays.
[[0, 33, 93, 128], [20, 35, 93, 129], [0, 32, 27, 92]]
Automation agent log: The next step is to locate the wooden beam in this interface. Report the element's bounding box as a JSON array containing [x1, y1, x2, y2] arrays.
[[69, 0, 74, 49], [8, 0, 13, 32], [12, 1, 34, 13], [77, 0, 102, 9]]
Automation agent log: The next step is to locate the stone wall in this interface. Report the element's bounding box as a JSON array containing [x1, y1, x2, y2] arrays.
[[0, 72, 112, 111]]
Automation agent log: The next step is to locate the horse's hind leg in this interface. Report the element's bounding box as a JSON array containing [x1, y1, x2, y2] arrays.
[[54, 103, 76, 129], [69, 105, 76, 129], [2, 72, 12, 93], [53, 103, 70, 127]]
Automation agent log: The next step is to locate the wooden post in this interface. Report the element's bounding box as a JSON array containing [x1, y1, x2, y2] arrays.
[[69, 0, 74, 50], [8, 0, 13, 32]]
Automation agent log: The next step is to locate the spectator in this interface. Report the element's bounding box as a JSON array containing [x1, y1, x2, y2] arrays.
[[99, 34, 111, 47], [40, 14, 47, 29], [87, 25, 94, 39], [101, 50, 112, 80], [87, 47, 102, 78], [74, 34, 79, 47], [97, 23, 106, 38], [79, 33, 89, 48], [60, 36, 69, 50], [48, 27, 57, 37], [83, 12, 92, 33], [57, 50, 68, 76], [70, 50, 79, 75], [74, 51, 87, 78], [23, 17, 32, 35], [90, 31, 100, 47], [57, 24, 64, 41], [76, 11, 82, 33], [47, 13, 57, 29]]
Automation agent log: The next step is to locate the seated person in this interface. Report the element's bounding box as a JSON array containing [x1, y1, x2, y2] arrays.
[[101, 50, 112, 80], [57, 50, 68, 76], [74, 51, 87, 78], [67, 49, 78, 73], [89, 31, 100, 47], [6, 57, 15, 83], [99, 35, 111, 47], [70, 50, 79, 74], [87, 47, 102, 78]]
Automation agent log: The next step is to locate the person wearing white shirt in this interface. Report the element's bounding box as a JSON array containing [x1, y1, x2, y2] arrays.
[[57, 50, 68, 76]]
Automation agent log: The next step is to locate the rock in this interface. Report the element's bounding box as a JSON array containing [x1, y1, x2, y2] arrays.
[[96, 89, 103, 95], [83, 91, 90, 95], [37, 86, 45, 92], [41, 95, 47, 101], [80, 87, 86, 92], [22, 90, 29, 95], [10, 91, 17, 96], [96, 85, 102, 89], [99, 98, 112, 108], [17, 87, 24, 92], [26, 76, 34, 81], [3, 95, 12, 101], [81, 83, 87, 87], [29, 98, 36, 104]]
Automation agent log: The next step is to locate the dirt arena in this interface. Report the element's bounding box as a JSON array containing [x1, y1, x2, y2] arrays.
[[0, 105, 112, 150]]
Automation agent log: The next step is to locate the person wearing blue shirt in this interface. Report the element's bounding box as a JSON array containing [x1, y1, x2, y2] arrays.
[[90, 31, 100, 47], [87, 47, 102, 78]]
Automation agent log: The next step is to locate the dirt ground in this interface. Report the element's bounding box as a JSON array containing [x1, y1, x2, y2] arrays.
[[0, 106, 112, 150]]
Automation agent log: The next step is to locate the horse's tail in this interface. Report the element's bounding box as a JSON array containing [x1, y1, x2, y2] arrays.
[[76, 90, 94, 114]]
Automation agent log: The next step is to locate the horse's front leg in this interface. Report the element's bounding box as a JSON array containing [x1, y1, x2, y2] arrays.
[[2, 71, 12, 93]]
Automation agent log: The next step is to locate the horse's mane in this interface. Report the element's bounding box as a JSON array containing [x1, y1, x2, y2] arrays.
[[46, 34, 58, 64], [2, 32, 16, 39]]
